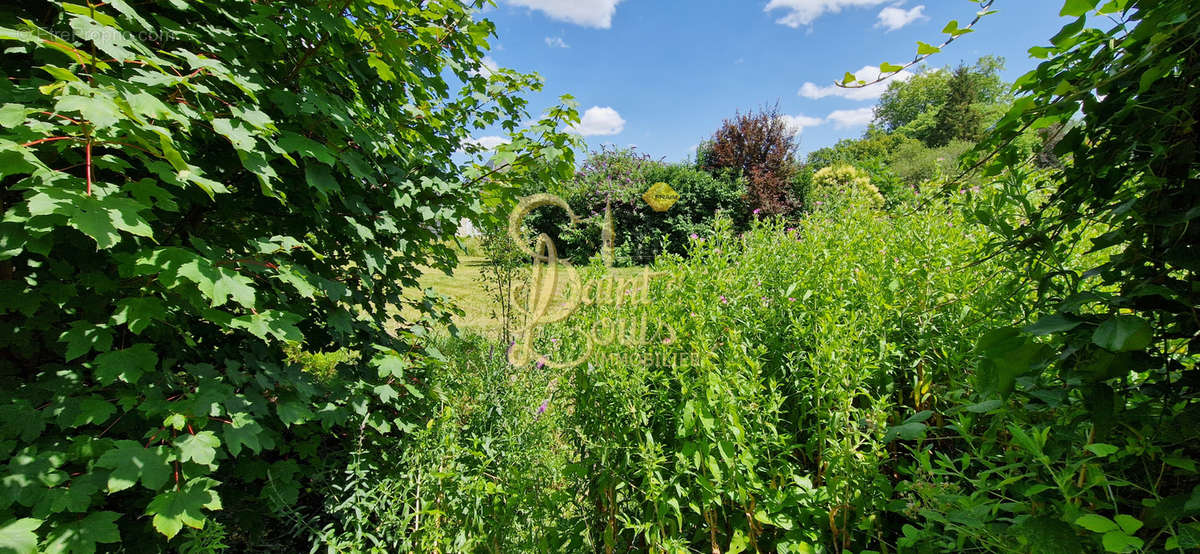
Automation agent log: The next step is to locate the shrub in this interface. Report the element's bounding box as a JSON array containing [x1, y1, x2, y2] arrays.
[[700, 104, 799, 216], [810, 165, 885, 209], [530, 148, 747, 266], [0, 1, 574, 550]]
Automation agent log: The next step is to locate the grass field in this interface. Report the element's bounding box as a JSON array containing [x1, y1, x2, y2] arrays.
[[403, 250, 647, 338]]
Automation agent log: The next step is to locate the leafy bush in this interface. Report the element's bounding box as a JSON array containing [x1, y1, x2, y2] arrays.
[[699, 104, 799, 216], [810, 165, 885, 209], [530, 148, 747, 266], [0, 1, 574, 550]]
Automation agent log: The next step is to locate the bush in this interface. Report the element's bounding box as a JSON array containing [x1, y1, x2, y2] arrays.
[[529, 148, 747, 266], [810, 165, 885, 209], [0, 1, 573, 550], [700, 104, 799, 216]]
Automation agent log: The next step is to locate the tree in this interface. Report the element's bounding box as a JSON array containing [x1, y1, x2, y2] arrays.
[[700, 104, 799, 216], [875, 56, 1009, 146], [928, 64, 985, 146], [0, 0, 576, 550]]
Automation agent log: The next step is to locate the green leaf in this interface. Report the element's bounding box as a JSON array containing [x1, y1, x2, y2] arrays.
[[1024, 314, 1081, 336], [230, 310, 302, 341], [1075, 513, 1119, 533], [0, 104, 27, 128], [276, 400, 313, 426], [55, 94, 120, 129], [96, 441, 171, 492], [111, 297, 167, 334], [916, 41, 941, 56], [223, 413, 264, 456], [212, 118, 257, 152], [146, 479, 221, 539], [92, 343, 157, 385], [884, 422, 927, 443], [71, 396, 115, 427], [879, 62, 905, 73], [1112, 514, 1142, 535], [1084, 443, 1120, 457], [1060, 0, 1099, 17], [175, 431, 220, 466], [0, 518, 41, 554], [58, 321, 114, 362], [42, 511, 120, 554], [1101, 531, 1143, 553], [374, 384, 398, 403], [1092, 315, 1152, 352]]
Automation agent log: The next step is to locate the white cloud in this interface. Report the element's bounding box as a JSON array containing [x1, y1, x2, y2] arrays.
[[544, 36, 570, 48], [465, 135, 510, 150], [765, 0, 888, 27], [798, 65, 912, 101], [469, 56, 499, 78], [779, 114, 824, 136], [826, 107, 875, 128], [504, 0, 624, 29], [876, 5, 926, 31], [571, 106, 626, 136]]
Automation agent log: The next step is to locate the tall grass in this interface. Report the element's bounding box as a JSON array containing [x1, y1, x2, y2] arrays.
[[549, 199, 1031, 551]]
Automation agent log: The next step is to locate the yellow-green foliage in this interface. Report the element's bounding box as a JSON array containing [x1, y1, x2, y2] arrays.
[[283, 343, 358, 383], [811, 164, 885, 209]]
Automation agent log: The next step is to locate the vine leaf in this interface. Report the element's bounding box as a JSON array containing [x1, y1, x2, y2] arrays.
[[92, 344, 157, 385], [223, 413, 264, 456], [96, 441, 172, 493], [175, 432, 221, 466], [0, 518, 42, 554], [41, 511, 120, 554], [145, 479, 221, 539]]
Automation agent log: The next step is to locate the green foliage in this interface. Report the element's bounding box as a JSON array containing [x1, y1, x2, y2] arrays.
[[0, 0, 576, 550], [809, 165, 884, 209], [545, 200, 1026, 551], [301, 332, 568, 552], [876, 56, 1010, 147], [531, 147, 747, 266]]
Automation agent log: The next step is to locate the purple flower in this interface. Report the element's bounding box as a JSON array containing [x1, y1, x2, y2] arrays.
[[537, 399, 549, 415], [753, 208, 761, 215], [719, 296, 728, 304], [788, 297, 796, 302], [689, 233, 699, 240], [536, 356, 547, 369]]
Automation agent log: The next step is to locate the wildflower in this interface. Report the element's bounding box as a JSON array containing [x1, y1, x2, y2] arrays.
[[815, 201, 824, 206], [662, 337, 673, 345], [536, 399, 549, 415], [788, 297, 796, 302], [690, 312, 697, 317], [536, 356, 547, 368], [719, 296, 728, 304], [753, 208, 761, 215], [689, 233, 699, 240]]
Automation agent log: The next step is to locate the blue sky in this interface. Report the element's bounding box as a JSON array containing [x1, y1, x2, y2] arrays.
[[470, 0, 1070, 162]]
